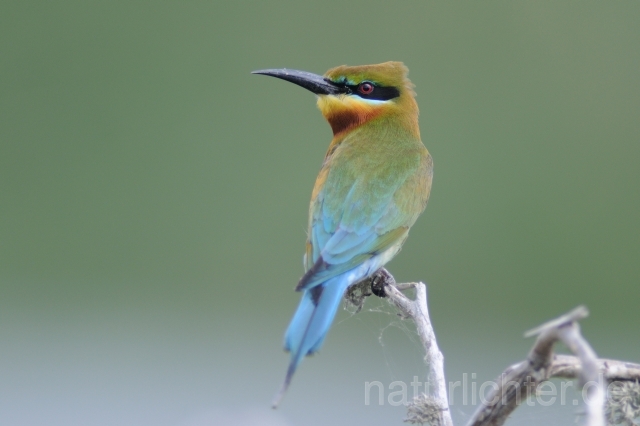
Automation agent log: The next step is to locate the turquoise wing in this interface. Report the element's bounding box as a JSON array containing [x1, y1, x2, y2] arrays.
[[297, 140, 431, 291]]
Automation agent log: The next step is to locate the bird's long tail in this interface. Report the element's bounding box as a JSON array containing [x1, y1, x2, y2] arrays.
[[271, 275, 351, 408]]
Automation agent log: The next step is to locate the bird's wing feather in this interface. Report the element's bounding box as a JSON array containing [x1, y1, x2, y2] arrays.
[[297, 136, 430, 291]]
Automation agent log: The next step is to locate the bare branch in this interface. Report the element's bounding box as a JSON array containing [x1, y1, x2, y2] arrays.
[[557, 324, 605, 426], [466, 305, 640, 426], [550, 355, 640, 381], [363, 269, 640, 426], [383, 276, 453, 426]]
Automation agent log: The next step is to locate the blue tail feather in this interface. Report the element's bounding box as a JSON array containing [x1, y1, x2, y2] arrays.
[[271, 274, 352, 408], [272, 254, 388, 408]]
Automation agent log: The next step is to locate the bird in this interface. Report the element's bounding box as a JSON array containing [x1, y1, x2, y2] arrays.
[[252, 62, 433, 408]]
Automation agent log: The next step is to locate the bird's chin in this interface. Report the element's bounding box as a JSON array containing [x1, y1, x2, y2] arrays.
[[317, 94, 384, 116], [317, 96, 387, 136]]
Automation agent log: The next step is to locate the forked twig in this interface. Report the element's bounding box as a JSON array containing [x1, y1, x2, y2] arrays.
[[368, 268, 640, 426]]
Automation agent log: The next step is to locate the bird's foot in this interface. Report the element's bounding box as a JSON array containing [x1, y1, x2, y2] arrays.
[[370, 267, 396, 297], [344, 268, 397, 312]]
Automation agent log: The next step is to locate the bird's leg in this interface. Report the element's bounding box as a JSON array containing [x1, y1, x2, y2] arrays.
[[369, 267, 396, 297], [344, 268, 399, 312]]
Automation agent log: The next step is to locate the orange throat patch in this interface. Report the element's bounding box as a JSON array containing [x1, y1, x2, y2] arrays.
[[317, 96, 386, 136]]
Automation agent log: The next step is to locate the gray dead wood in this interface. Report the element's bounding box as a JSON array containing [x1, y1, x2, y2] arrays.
[[372, 268, 640, 426]]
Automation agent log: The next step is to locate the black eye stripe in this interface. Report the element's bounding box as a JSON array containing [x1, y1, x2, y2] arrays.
[[350, 84, 400, 101], [325, 79, 400, 101]]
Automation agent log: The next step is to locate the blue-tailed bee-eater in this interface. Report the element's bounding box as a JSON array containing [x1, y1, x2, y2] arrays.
[[253, 62, 433, 407]]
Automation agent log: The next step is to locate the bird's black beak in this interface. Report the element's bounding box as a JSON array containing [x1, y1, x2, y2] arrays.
[[252, 68, 348, 96]]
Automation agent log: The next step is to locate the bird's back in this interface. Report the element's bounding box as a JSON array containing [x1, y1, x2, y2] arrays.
[[301, 115, 432, 287]]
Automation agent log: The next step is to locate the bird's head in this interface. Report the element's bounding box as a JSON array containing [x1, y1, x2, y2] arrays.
[[253, 62, 418, 136]]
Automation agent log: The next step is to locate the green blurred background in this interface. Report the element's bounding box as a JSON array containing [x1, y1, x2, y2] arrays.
[[1, 1, 638, 425]]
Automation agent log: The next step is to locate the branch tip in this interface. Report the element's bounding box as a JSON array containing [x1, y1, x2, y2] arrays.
[[524, 305, 589, 338]]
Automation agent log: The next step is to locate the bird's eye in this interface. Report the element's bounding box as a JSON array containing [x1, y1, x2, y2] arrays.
[[358, 82, 374, 95]]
